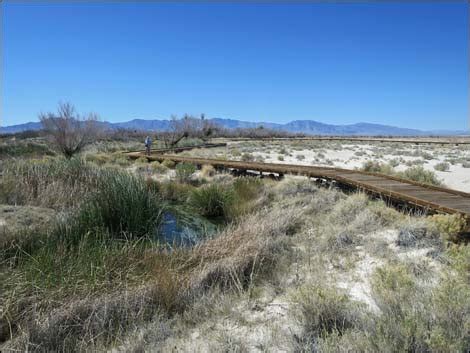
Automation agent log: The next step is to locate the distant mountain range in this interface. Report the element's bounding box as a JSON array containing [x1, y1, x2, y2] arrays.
[[1, 118, 467, 136]]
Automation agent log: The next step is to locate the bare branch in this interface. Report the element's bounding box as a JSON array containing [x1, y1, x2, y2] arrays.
[[40, 102, 101, 159]]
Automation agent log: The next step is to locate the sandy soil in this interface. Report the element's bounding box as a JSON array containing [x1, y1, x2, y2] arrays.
[[234, 142, 470, 192]]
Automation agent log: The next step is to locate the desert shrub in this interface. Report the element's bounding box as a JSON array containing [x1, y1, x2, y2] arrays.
[[462, 161, 470, 168], [277, 155, 284, 161], [291, 283, 362, 344], [366, 260, 470, 352], [420, 151, 434, 160], [230, 148, 241, 157], [255, 155, 265, 163], [330, 193, 370, 225], [396, 220, 440, 248], [279, 147, 288, 154], [190, 184, 234, 218], [388, 158, 400, 167], [150, 161, 168, 173], [369, 264, 422, 351], [296, 154, 305, 161], [201, 164, 215, 178], [135, 156, 148, 164], [175, 163, 196, 183], [109, 153, 131, 167], [397, 166, 441, 186], [433, 162, 450, 172], [429, 214, 467, 242], [85, 153, 110, 165], [162, 159, 176, 169], [354, 151, 366, 156], [360, 160, 394, 174], [241, 153, 254, 162]]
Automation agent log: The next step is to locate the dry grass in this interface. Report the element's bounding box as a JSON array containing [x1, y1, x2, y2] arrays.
[[188, 206, 301, 292]]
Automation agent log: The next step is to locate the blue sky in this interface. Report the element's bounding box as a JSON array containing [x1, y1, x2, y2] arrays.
[[2, 1, 469, 130]]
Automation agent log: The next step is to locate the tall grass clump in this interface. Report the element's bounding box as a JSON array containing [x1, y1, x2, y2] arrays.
[[0, 157, 103, 208], [291, 283, 363, 349], [74, 170, 165, 241], [175, 162, 196, 183], [190, 184, 234, 218]]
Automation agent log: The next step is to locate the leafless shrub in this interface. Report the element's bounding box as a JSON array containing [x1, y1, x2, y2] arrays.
[[159, 114, 219, 148], [40, 102, 101, 158]]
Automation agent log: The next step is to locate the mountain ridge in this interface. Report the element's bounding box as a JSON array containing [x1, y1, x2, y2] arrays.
[[1, 118, 467, 136]]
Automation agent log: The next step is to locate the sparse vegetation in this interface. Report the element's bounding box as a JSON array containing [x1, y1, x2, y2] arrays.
[[1, 136, 469, 352], [40, 102, 101, 159], [175, 162, 196, 183], [434, 161, 450, 172], [397, 166, 442, 186]]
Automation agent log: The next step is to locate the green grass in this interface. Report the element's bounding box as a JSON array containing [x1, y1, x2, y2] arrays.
[[0, 141, 55, 159], [190, 183, 235, 219], [175, 162, 196, 183], [75, 171, 165, 242]]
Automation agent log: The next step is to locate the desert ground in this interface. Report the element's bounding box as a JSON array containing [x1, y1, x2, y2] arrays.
[[181, 139, 470, 192], [0, 135, 469, 352]]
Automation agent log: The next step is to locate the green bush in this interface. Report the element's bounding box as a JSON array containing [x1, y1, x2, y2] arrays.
[[190, 184, 234, 218], [397, 166, 441, 186], [429, 214, 467, 241], [150, 161, 167, 173], [175, 163, 196, 183], [241, 153, 254, 162], [433, 162, 450, 172], [162, 159, 176, 169], [135, 156, 148, 164], [360, 161, 394, 174]]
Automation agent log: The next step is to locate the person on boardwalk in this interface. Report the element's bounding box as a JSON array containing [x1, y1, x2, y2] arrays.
[[144, 135, 152, 155]]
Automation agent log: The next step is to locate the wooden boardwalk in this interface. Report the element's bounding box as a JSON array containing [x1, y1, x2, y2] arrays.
[[126, 152, 470, 223]]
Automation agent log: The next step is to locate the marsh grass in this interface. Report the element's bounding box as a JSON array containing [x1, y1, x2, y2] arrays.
[[0, 157, 103, 208], [190, 184, 234, 219], [175, 162, 196, 183]]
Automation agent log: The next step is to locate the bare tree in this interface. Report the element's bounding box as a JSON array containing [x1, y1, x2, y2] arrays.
[[40, 102, 100, 159], [159, 114, 219, 148]]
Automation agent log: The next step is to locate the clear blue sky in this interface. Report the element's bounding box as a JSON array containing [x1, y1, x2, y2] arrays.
[[2, 1, 469, 130]]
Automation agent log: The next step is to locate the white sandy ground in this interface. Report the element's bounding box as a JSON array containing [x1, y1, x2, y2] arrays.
[[242, 143, 470, 193], [119, 225, 442, 352]]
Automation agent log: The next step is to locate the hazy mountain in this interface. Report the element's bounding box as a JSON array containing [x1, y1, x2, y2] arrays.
[[1, 118, 467, 136]]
